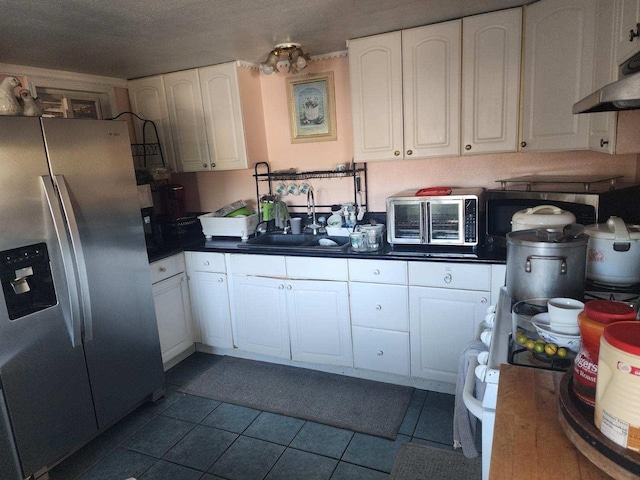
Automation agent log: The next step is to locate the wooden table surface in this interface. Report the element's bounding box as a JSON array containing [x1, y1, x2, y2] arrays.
[[490, 364, 613, 479]]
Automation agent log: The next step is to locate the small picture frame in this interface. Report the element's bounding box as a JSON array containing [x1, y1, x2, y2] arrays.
[[286, 72, 337, 143]]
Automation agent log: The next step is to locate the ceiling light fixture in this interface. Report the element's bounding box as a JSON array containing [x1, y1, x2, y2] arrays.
[[261, 43, 311, 75]]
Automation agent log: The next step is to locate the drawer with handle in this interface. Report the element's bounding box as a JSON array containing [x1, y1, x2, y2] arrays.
[[349, 283, 408, 331], [348, 259, 407, 284], [352, 326, 410, 376], [149, 253, 186, 284], [189, 252, 226, 273]]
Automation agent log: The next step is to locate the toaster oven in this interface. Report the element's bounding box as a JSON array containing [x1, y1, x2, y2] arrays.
[[386, 188, 484, 246]]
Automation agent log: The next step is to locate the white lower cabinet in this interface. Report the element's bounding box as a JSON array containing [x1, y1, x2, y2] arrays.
[[287, 279, 352, 367], [233, 274, 290, 359], [230, 255, 351, 367], [409, 262, 490, 384], [150, 253, 194, 369], [185, 252, 233, 349], [352, 327, 410, 376]]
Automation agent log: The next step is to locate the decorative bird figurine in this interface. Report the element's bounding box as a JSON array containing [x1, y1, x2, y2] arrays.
[[18, 89, 42, 117], [0, 76, 22, 116]]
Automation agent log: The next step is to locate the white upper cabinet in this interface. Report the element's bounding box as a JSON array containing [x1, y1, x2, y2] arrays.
[[128, 62, 267, 173], [127, 76, 175, 170], [403, 20, 461, 158], [521, 0, 597, 152], [461, 8, 522, 155], [590, 0, 618, 153], [163, 69, 211, 172], [614, 0, 640, 63], [348, 32, 404, 162], [198, 63, 250, 172]]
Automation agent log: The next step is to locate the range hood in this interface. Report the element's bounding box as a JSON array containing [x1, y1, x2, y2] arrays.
[[573, 71, 640, 113], [574, 51, 640, 113]]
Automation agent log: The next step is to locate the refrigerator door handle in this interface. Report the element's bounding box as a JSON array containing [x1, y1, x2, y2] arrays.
[[52, 174, 94, 343], [41, 175, 83, 348]]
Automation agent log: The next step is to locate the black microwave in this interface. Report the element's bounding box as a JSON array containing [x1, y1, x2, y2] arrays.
[[486, 183, 640, 247]]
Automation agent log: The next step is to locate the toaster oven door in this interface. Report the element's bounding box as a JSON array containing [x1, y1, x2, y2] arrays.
[[428, 199, 464, 244], [388, 201, 424, 244]]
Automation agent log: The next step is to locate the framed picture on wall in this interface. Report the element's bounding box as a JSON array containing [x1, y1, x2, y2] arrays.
[[286, 72, 337, 143]]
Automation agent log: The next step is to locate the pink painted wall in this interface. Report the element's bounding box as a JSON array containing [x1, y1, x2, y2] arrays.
[[192, 56, 640, 214]]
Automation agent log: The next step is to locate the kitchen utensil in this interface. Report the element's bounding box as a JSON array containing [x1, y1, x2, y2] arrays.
[[275, 182, 288, 196], [585, 216, 640, 286], [299, 182, 311, 195], [512, 298, 548, 338], [290, 217, 302, 234], [554, 223, 585, 243], [531, 313, 582, 351], [506, 227, 588, 302], [510, 205, 576, 232], [547, 297, 584, 334], [349, 231, 368, 251], [287, 182, 299, 195], [356, 223, 385, 251]]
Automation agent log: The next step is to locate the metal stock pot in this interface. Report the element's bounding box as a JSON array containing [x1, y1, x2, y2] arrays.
[[506, 227, 588, 301]]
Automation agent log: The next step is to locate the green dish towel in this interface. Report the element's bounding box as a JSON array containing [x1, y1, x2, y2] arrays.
[[273, 201, 290, 229]]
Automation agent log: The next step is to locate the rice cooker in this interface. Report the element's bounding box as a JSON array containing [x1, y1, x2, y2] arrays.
[[585, 216, 640, 286], [511, 205, 576, 232]]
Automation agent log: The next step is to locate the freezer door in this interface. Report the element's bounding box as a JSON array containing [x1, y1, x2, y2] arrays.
[[0, 117, 97, 477], [41, 118, 164, 428]]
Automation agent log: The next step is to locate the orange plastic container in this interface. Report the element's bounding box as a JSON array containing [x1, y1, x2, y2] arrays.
[[572, 300, 636, 407]]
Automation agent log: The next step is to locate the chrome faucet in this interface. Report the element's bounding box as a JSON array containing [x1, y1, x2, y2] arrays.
[[306, 188, 321, 235]]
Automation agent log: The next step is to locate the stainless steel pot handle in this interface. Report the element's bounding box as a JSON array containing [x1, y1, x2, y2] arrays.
[[525, 255, 567, 274]]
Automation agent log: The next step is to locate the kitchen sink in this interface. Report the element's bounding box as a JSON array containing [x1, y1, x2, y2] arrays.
[[238, 233, 350, 252]]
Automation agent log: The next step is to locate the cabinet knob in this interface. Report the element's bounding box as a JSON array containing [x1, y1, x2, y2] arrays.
[[480, 297, 488, 304], [203, 163, 208, 168], [287, 285, 292, 290], [204, 261, 210, 266], [373, 269, 380, 275], [218, 277, 224, 283], [465, 144, 472, 151], [630, 23, 640, 42], [406, 150, 413, 156], [375, 304, 382, 311], [443, 273, 452, 284], [279, 284, 285, 289], [600, 138, 609, 148], [394, 150, 400, 156], [377, 350, 384, 356], [159, 266, 167, 272], [520, 141, 527, 148], [212, 163, 216, 168]]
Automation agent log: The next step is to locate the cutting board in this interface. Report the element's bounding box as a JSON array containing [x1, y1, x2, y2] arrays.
[[490, 364, 613, 479]]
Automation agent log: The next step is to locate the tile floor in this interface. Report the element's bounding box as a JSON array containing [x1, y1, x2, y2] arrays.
[[49, 352, 480, 480]]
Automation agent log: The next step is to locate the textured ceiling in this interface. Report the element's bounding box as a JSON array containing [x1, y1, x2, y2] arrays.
[[0, 0, 536, 80]]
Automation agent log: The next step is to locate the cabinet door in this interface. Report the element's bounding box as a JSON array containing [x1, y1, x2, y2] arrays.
[[409, 286, 489, 384], [163, 69, 211, 172], [348, 32, 404, 162], [590, 0, 618, 153], [191, 271, 233, 349], [521, 0, 596, 152], [127, 76, 175, 169], [462, 9, 521, 155], [198, 62, 249, 171], [233, 275, 289, 359], [287, 280, 352, 367], [403, 20, 461, 158], [615, 0, 640, 63], [152, 273, 193, 368]]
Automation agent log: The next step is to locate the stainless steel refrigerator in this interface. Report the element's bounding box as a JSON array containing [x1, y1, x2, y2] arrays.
[[0, 117, 164, 479]]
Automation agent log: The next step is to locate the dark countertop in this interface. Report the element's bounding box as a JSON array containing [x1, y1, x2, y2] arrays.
[[148, 234, 507, 264]]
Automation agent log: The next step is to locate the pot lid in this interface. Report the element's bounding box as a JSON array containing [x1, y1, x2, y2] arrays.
[[584, 300, 636, 324], [511, 205, 576, 226], [585, 216, 640, 241], [507, 227, 589, 245]]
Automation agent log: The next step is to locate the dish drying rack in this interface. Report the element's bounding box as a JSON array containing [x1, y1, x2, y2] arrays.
[[253, 161, 368, 218], [109, 111, 167, 175]]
